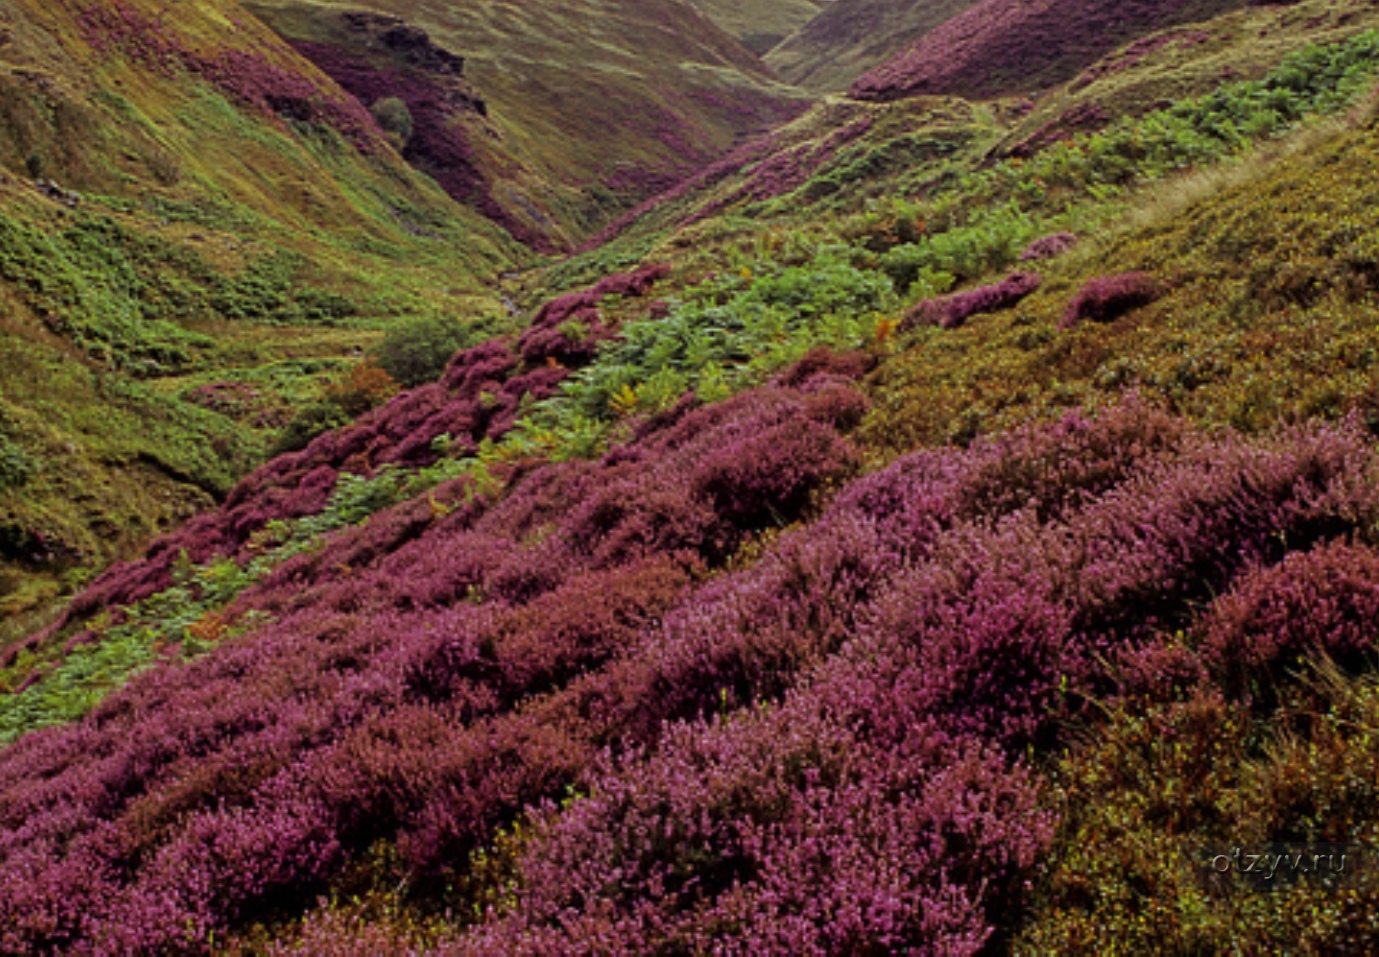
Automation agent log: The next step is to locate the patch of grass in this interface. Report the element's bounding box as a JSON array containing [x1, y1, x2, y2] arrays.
[[1016, 656, 1379, 955], [859, 105, 1379, 454]]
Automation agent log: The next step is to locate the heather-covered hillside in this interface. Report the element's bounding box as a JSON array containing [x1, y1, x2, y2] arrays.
[[851, 0, 1250, 101], [566, 0, 1379, 282], [765, 0, 983, 93], [8, 0, 1379, 953]]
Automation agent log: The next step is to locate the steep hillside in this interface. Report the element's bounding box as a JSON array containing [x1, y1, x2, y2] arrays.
[[248, 0, 808, 250], [765, 0, 983, 93], [9, 1, 1379, 953], [0, 0, 523, 632], [572, 0, 1379, 267], [688, 0, 824, 56], [851, 0, 1251, 101], [992, 0, 1379, 157]]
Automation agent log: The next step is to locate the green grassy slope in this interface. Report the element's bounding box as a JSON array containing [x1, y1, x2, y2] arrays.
[[994, 0, 1379, 156], [249, 0, 809, 250], [765, 0, 983, 93], [0, 0, 524, 632], [861, 96, 1379, 453]]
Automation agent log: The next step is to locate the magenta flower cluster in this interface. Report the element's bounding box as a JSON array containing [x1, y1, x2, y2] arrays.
[[1060, 271, 1160, 328], [902, 270, 1041, 330], [5, 380, 1379, 951], [0, 353, 866, 951], [1019, 231, 1078, 261], [517, 263, 670, 365]]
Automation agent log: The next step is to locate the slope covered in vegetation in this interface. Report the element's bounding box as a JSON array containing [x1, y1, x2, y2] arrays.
[[764, 0, 983, 93], [8, 0, 1379, 953], [688, 0, 824, 56], [0, 0, 524, 634], [248, 0, 807, 250], [851, 0, 1250, 101]]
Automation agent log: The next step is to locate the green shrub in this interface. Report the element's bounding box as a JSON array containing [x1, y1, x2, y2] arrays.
[[879, 244, 958, 297], [272, 401, 355, 455], [371, 314, 505, 387], [371, 97, 414, 152], [0, 433, 36, 489]]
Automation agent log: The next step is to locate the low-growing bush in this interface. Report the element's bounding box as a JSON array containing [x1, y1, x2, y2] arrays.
[[370, 97, 414, 152], [1020, 231, 1077, 261], [372, 315, 506, 388], [903, 271, 1042, 330], [0, 433, 36, 490], [324, 361, 400, 419], [1060, 271, 1159, 328]]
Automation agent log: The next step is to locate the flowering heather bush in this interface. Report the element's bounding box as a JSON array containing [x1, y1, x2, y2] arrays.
[[1019, 231, 1077, 261], [465, 713, 1048, 956], [1059, 271, 1160, 329], [1198, 540, 1379, 701], [4, 392, 1379, 951], [517, 263, 670, 365], [0, 369, 868, 950], [1062, 421, 1379, 644], [454, 408, 1379, 953], [902, 270, 1041, 330]]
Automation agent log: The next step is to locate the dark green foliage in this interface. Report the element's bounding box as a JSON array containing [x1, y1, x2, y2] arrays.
[[0, 433, 36, 490], [272, 402, 356, 456], [371, 313, 507, 387], [532, 247, 894, 434], [878, 242, 955, 297], [212, 250, 358, 326], [370, 97, 414, 151]]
